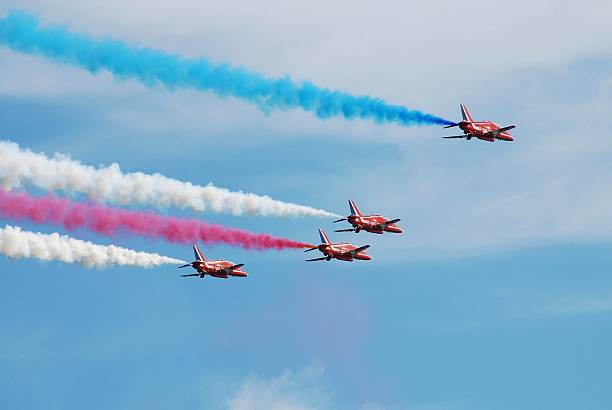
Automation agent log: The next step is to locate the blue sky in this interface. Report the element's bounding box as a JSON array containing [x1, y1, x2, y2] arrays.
[[1, 1, 612, 409]]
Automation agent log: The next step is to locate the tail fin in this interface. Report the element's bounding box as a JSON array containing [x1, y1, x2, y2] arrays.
[[318, 228, 331, 245], [348, 199, 362, 216], [460, 104, 474, 122], [193, 244, 206, 261]]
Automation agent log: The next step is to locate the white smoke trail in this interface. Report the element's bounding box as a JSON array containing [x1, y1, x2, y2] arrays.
[[0, 225, 185, 269], [0, 141, 338, 218]]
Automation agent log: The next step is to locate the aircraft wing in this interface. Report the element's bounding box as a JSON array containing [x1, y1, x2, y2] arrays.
[[485, 125, 516, 138], [221, 263, 245, 274], [341, 245, 370, 256], [497, 125, 515, 133], [352, 245, 370, 254], [385, 218, 401, 225], [372, 219, 400, 230]]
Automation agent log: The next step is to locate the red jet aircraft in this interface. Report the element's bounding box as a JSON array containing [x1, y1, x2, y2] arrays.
[[443, 104, 515, 142], [304, 228, 371, 262], [178, 244, 247, 279], [333, 199, 402, 234]]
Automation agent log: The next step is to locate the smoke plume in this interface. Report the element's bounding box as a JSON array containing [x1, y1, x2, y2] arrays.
[[0, 225, 184, 268], [0, 190, 313, 250], [0, 11, 454, 127], [0, 140, 337, 218]]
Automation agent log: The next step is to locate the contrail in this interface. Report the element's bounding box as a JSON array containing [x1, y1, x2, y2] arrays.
[[0, 225, 184, 269], [0, 11, 453, 127], [0, 190, 313, 250], [472, 177, 570, 215], [0, 140, 338, 218]]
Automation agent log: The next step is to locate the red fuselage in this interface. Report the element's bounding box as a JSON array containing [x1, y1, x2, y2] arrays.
[[192, 260, 247, 278], [317, 243, 371, 262], [347, 214, 403, 234], [459, 120, 514, 142]]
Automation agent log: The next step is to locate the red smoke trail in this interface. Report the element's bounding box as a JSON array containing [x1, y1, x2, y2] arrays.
[[0, 191, 313, 250]]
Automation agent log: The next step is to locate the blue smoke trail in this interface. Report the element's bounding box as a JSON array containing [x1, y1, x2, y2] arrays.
[[0, 11, 454, 127]]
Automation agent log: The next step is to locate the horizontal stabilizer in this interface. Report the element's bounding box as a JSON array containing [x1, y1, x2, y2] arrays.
[[181, 273, 200, 277], [443, 135, 467, 139], [332, 217, 347, 223], [304, 246, 319, 252], [443, 123, 459, 128], [177, 264, 192, 268], [306, 257, 328, 262], [335, 228, 356, 232]]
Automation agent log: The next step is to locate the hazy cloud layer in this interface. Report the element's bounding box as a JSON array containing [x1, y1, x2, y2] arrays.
[[0, 1, 611, 257]]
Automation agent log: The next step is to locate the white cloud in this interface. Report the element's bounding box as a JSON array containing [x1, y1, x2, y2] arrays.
[[219, 365, 398, 410], [225, 365, 332, 410]]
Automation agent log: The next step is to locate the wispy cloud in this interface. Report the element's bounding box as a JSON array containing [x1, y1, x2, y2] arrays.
[[483, 286, 612, 321], [519, 290, 612, 317], [225, 365, 331, 410], [220, 364, 466, 410]]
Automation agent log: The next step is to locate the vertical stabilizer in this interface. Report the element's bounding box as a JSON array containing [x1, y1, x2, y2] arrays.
[[193, 244, 206, 261], [460, 104, 474, 122], [318, 228, 331, 245], [348, 199, 362, 216]]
